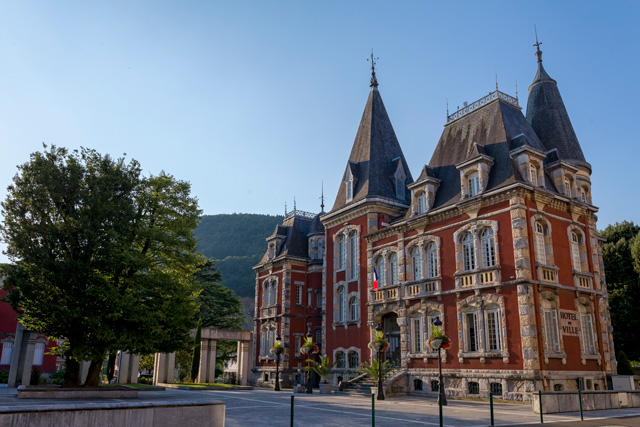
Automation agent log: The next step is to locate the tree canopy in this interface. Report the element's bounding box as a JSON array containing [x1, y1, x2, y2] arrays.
[[1, 146, 203, 386], [601, 221, 640, 361], [195, 259, 246, 329]]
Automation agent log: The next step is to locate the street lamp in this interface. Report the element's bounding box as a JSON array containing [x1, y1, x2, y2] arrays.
[[274, 334, 282, 391], [432, 317, 447, 406], [375, 323, 385, 401], [305, 330, 313, 394]]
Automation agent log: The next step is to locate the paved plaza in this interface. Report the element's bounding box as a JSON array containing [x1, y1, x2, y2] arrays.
[[2, 385, 640, 426]]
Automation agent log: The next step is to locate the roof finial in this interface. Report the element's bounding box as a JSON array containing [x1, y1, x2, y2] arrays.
[[446, 98, 449, 119], [320, 181, 325, 212], [534, 25, 543, 63], [367, 50, 379, 88], [293, 197, 297, 212], [495, 72, 499, 92], [515, 81, 519, 100], [284, 201, 287, 217]]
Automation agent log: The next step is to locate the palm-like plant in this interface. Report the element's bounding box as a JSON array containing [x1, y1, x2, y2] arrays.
[[305, 355, 336, 384], [357, 358, 392, 382]]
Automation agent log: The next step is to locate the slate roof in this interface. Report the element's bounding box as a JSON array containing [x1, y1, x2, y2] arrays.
[[426, 97, 548, 210], [308, 212, 325, 235], [258, 216, 312, 264], [526, 54, 590, 170], [331, 85, 413, 212]]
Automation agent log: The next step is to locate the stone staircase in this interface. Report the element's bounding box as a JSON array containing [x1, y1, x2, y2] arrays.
[[338, 367, 405, 397]]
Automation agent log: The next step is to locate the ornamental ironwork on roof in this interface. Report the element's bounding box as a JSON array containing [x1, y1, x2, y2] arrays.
[[446, 90, 519, 124], [284, 209, 316, 220]]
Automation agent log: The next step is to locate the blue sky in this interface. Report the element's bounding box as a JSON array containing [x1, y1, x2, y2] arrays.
[[0, 1, 638, 259]]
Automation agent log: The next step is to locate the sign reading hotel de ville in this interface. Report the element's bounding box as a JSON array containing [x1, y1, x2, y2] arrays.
[[559, 310, 580, 336]]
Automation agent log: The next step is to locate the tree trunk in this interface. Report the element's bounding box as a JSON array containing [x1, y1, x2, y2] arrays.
[[84, 359, 104, 387], [64, 358, 80, 388], [106, 352, 117, 383]]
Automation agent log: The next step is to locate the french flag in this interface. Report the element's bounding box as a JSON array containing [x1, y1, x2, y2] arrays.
[[373, 267, 379, 291]]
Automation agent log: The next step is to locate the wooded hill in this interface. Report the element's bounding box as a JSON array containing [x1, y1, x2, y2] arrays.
[[195, 213, 283, 298]]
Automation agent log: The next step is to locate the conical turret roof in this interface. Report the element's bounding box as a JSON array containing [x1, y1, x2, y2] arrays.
[[526, 46, 589, 170], [331, 81, 413, 212]]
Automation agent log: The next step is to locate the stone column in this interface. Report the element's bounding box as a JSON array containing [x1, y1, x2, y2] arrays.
[[118, 351, 130, 384], [117, 352, 140, 384], [7, 323, 25, 387], [19, 332, 37, 387], [238, 341, 251, 386], [197, 339, 210, 383], [153, 352, 176, 385], [206, 340, 217, 383], [79, 361, 91, 385]]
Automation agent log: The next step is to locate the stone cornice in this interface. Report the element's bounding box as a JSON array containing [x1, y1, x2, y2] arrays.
[[321, 197, 407, 229]]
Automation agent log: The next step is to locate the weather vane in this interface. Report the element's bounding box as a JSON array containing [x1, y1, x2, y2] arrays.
[[367, 50, 379, 87], [534, 25, 543, 63]]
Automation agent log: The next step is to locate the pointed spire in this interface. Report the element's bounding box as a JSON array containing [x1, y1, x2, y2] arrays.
[[293, 197, 297, 212], [368, 50, 379, 88], [320, 181, 325, 212], [495, 72, 499, 91], [284, 201, 287, 217], [534, 25, 543, 63]]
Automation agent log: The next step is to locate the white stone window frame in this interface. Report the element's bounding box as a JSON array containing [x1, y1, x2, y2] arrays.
[[453, 221, 500, 289], [417, 191, 427, 214], [393, 161, 407, 200], [406, 301, 445, 358], [336, 284, 347, 323], [405, 237, 442, 284], [456, 293, 509, 362], [334, 348, 347, 369], [333, 225, 360, 280], [389, 251, 399, 286], [410, 314, 423, 354], [295, 284, 303, 306], [349, 295, 359, 322], [567, 226, 589, 274], [345, 167, 355, 203], [539, 292, 566, 362], [468, 171, 480, 197], [530, 215, 555, 267], [563, 175, 574, 198], [576, 297, 600, 363], [261, 277, 279, 308], [480, 228, 496, 268], [259, 321, 278, 359], [346, 347, 361, 369]]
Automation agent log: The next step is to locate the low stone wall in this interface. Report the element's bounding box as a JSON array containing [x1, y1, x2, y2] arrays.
[[17, 385, 139, 399], [532, 390, 640, 414], [0, 399, 225, 427]]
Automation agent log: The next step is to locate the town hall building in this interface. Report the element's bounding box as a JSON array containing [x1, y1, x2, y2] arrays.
[[252, 43, 616, 400]]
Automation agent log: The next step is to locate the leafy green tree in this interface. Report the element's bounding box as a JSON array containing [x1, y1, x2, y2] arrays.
[[139, 354, 155, 374], [601, 221, 640, 361], [195, 259, 246, 330], [617, 351, 635, 375], [1, 146, 203, 387]]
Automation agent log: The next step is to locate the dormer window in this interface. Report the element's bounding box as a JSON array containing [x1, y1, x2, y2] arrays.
[[468, 172, 480, 197], [396, 178, 404, 198], [563, 176, 572, 197], [268, 243, 276, 260], [346, 179, 353, 202], [417, 193, 427, 214], [529, 163, 538, 186]]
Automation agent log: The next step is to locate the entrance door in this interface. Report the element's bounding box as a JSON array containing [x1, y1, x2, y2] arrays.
[[382, 313, 401, 367]]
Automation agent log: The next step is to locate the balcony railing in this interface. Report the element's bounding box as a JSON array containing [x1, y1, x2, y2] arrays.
[[455, 268, 500, 289], [260, 306, 279, 318], [574, 272, 592, 289]]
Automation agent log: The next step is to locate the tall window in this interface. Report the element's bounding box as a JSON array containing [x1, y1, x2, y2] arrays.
[[296, 285, 302, 305], [571, 232, 582, 272], [336, 352, 346, 368], [389, 252, 399, 285], [481, 228, 496, 267], [543, 301, 561, 352], [376, 256, 385, 288], [396, 178, 404, 198], [349, 231, 358, 280], [348, 352, 359, 368], [412, 247, 422, 281], [263, 283, 269, 307], [564, 176, 572, 197], [464, 309, 478, 352], [579, 309, 596, 354], [337, 286, 346, 322], [580, 188, 587, 203], [462, 233, 475, 271], [271, 283, 277, 306], [417, 193, 427, 214], [529, 163, 538, 185], [316, 292, 322, 308], [468, 172, 480, 196], [535, 222, 546, 263], [338, 234, 346, 270], [349, 296, 359, 321], [346, 179, 353, 201], [295, 336, 301, 357], [485, 304, 502, 351], [411, 315, 423, 353], [426, 242, 438, 278]]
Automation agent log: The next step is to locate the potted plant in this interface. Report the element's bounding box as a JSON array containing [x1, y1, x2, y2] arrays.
[[305, 355, 336, 394], [368, 328, 389, 352], [270, 341, 285, 356], [356, 359, 392, 397], [427, 325, 451, 351], [300, 336, 319, 355]]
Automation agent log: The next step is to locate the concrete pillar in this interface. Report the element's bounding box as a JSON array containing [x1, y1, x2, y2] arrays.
[[197, 339, 209, 383], [118, 351, 130, 384], [79, 361, 91, 385], [238, 341, 251, 386], [152, 352, 176, 385], [207, 340, 217, 383], [19, 331, 37, 387], [117, 352, 140, 384], [7, 323, 25, 387]]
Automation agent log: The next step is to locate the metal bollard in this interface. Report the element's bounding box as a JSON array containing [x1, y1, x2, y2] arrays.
[[490, 392, 494, 426], [372, 393, 375, 427], [578, 389, 583, 421], [290, 395, 294, 427], [539, 390, 544, 424]]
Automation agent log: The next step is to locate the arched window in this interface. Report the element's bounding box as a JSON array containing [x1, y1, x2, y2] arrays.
[[580, 187, 587, 203], [485, 304, 502, 351], [412, 247, 422, 281], [529, 163, 538, 186], [542, 299, 561, 352], [462, 233, 475, 271], [417, 193, 427, 214], [463, 307, 479, 352], [426, 242, 438, 278], [336, 351, 346, 368], [481, 228, 496, 267], [349, 231, 358, 280], [262, 283, 269, 307], [270, 283, 277, 306], [346, 179, 353, 201], [571, 232, 582, 272], [375, 256, 385, 288], [535, 222, 547, 263], [411, 314, 423, 353], [564, 176, 572, 197], [337, 286, 346, 322], [349, 296, 359, 321], [578, 305, 596, 354], [348, 351, 359, 368], [468, 172, 480, 196], [338, 234, 346, 270], [389, 252, 399, 285]]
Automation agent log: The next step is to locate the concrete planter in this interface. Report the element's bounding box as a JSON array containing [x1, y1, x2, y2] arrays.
[[17, 385, 139, 399], [319, 383, 333, 394]]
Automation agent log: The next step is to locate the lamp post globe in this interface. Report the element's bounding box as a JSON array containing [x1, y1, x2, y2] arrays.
[[306, 330, 313, 394], [274, 334, 282, 392], [432, 317, 447, 406], [375, 323, 385, 400]]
